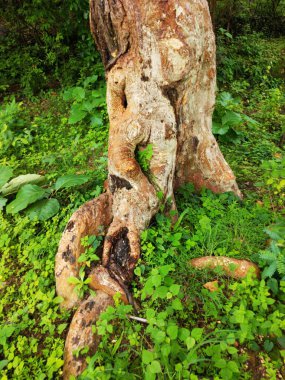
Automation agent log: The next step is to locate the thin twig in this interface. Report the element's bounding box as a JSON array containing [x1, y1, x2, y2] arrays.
[[127, 315, 148, 324]]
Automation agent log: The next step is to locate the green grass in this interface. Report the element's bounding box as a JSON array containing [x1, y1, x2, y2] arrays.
[[1, 36, 285, 379]]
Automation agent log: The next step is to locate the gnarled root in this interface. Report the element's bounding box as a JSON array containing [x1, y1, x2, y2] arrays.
[[63, 291, 114, 379], [55, 191, 140, 379], [190, 256, 260, 279], [89, 265, 128, 304], [55, 192, 113, 309]]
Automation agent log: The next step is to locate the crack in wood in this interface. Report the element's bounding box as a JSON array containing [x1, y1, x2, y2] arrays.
[[109, 174, 133, 194]]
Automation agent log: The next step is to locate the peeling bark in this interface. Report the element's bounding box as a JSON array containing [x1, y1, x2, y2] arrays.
[[56, 1, 244, 377]]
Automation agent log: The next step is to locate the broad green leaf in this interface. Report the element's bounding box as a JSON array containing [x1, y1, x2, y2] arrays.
[[212, 122, 229, 135], [1, 174, 45, 196], [171, 298, 183, 311], [53, 296, 64, 304], [83, 74, 98, 87], [215, 358, 227, 369], [222, 110, 242, 126], [167, 325, 178, 340], [226, 333, 235, 345], [227, 346, 238, 354], [25, 198, 60, 221], [145, 370, 155, 380], [264, 340, 274, 352], [191, 328, 203, 341], [221, 368, 233, 379], [0, 325, 15, 346], [149, 360, 161, 374], [62, 88, 74, 101], [249, 341, 260, 351], [6, 184, 49, 214], [277, 336, 285, 348], [219, 92, 234, 107], [156, 286, 168, 298], [151, 274, 161, 287], [228, 361, 239, 373], [72, 87, 85, 100], [159, 265, 174, 276], [154, 330, 165, 343], [169, 284, 180, 295], [0, 166, 13, 188], [67, 277, 81, 285], [0, 197, 7, 210], [68, 104, 87, 124], [178, 328, 190, 341], [93, 98, 106, 107], [186, 336, 196, 349], [142, 350, 154, 364], [161, 345, 171, 357], [146, 309, 155, 320], [55, 174, 89, 191], [0, 360, 9, 371], [90, 116, 103, 127], [81, 101, 96, 113]]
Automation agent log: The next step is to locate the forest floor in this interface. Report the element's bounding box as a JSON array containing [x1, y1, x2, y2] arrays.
[[0, 35, 285, 379]]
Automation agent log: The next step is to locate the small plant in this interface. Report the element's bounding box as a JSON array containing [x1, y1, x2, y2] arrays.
[[0, 99, 32, 153], [78, 235, 102, 268], [63, 74, 106, 127], [220, 275, 285, 362], [68, 267, 92, 299], [258, 221, 285, 283], [256, 156, 285, 209], [68, 235, 103, 300], [0, 166, 90, 220], [136, 144, 153, 173], [212, 91, 258, 143]]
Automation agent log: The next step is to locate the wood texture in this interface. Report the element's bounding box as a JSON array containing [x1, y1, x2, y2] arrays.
[[56, 2, 243, 377]]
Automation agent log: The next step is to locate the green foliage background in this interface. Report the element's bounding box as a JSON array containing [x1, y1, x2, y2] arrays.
[[0, 1, 285, 379]]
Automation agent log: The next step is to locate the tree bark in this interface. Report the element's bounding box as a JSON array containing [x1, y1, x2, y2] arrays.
[[55, 1, 241, 378]]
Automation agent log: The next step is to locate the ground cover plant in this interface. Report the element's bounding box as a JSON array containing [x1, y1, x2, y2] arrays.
[[0, 3, 285, 379]]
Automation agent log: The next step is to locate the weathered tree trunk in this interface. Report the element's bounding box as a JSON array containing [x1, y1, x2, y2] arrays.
[[55, 1, 241, 378]]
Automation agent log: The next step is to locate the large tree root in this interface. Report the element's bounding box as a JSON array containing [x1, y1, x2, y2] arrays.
[[63, 291, 114, 379], [56, 194, 134, 379], [190, 256, 260, 279], [55, 193, 113, 309]]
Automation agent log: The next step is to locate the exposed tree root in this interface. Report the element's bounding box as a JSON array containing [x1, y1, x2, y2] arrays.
[[63, 291, 114, 379], [89, 265, 128, 304], [190, 256, 260, 279], [55, 192, 140, 378], [55, 193, 113, 309]]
